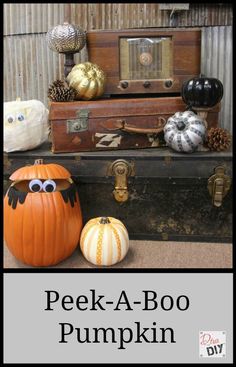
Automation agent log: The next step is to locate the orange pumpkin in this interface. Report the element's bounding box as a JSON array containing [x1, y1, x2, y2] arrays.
[[4, 159, 83, 267]]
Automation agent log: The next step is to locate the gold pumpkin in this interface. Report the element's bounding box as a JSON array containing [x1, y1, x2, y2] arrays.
[[80, 217, 129, 266], [66, 62, 106, 100]]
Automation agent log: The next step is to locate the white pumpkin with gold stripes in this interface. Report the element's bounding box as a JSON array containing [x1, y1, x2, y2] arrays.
[[80, 217, 129, 266]]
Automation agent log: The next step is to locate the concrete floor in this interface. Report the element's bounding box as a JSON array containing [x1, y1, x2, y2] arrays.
[[4, 241, 232, 269]]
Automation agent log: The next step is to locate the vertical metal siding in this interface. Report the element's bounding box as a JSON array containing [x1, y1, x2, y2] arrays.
[[4, 35, 63, 105], [3, 34, 87, 106], [4, 3, 233, 35], [4, 3, 65, 35], [70, 3, 232, 29], [177, 3, 232, 27], [201, 26, 232, 132]]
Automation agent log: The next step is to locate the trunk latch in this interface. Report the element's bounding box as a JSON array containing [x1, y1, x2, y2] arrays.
[[208, 166, 231, 207], [108, 159, 135, 203]]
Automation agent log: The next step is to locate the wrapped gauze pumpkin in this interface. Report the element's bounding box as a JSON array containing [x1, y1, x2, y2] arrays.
[[66, 62, 106, 100], [80, 217, 129, 266], [4, 99, 49, 152], [4, 159, 83, 267]]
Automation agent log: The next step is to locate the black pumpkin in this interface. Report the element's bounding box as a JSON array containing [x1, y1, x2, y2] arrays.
[[181, 77, 223, 108]]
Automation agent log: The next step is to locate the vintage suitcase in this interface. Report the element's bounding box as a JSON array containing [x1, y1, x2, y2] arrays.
[[49, 97, 220, 153], [4, 144, 232, 243]]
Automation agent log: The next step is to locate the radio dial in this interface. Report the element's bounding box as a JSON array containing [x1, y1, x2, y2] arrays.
[[165, 80, 173, 88], [139, 52, 153, 66], [120, 81, 129, 89], [143, 81, 151, 88]]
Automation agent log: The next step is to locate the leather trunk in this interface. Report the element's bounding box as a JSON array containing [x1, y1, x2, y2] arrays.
[[49, 97, 220, 153]]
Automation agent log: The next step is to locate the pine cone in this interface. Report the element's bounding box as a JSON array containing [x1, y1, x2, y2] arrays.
[[51, 79, 64, 88], [48, 80, 76, 102], [206, 127, 231, 151]]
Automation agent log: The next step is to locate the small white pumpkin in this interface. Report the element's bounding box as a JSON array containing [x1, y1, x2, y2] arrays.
[[80, 217, 129, 266], [4, 99, 49, 153], [164, 110, 206, 153]]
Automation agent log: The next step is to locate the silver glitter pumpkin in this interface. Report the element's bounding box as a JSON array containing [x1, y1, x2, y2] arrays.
[[46, 22, 86, 53], [164, 111, 206, 153]]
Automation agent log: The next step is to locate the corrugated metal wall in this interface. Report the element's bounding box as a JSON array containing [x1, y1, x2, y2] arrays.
[[3, 2, 88, 107], [3, 3, 65, 35], [3, 3, 233, 131], [201, 26, 232, 132], [69, 3, 233, 29]]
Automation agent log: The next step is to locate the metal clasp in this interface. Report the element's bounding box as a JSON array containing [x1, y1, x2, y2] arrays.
[[67, 109, 89, 133], [208, 166, 231, 207], [108, 159, 135, 203]]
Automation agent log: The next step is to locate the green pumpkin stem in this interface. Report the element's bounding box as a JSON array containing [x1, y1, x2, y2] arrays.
[[99, 217, 111, 224]]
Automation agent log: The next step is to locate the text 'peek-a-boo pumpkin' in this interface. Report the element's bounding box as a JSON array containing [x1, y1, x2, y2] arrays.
[[4, 159, 83, 267]]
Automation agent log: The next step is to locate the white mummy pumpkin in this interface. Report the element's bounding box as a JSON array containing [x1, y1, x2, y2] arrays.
[[80, 217, 129, 266], [4, 99, 49, 152], [164, 111, 206, 153]]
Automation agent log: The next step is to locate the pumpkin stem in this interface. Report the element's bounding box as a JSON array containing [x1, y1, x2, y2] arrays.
[[34, 159, 44, 165], [176, 120, 186, 131], [99, 217, 111, 224]]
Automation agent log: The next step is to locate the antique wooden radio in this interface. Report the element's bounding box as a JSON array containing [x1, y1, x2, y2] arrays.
[[87, 28, 201, 96]]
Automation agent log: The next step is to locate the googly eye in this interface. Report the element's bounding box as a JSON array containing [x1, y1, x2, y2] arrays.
[[29, 179, 43, 192], [7, 114, 15, 124], [42, 180, 56, 193], [16, 113, 25, 121]]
